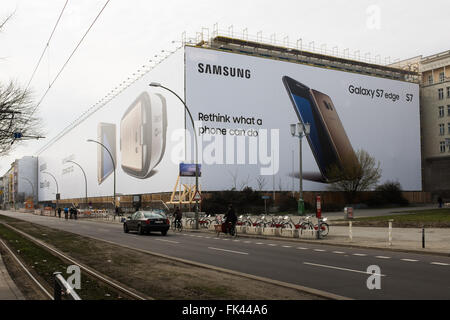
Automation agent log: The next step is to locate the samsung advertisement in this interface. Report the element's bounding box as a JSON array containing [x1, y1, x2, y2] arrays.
[[38, 46, 421, 201], [184, 46, 421, 192]]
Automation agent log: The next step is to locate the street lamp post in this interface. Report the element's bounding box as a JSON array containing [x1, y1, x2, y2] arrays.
[[42, 171, 59, 215], [149, 82, 200, 229], [290, 122, 310, 215], [66, 160, 88, 208], [86, 139, 116, 211]]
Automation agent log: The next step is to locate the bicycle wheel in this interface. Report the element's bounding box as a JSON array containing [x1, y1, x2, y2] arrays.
[[320, 223, 329, 237], [177, 221, 183, 232]]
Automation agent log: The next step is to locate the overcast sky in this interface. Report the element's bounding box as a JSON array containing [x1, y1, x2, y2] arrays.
[[1, 0, 449, 175]]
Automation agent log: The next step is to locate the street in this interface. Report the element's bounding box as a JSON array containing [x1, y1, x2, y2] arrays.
[[1, 210, 449, 300]]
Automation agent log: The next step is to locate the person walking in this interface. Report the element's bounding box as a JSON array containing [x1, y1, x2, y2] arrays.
[[64, 207, 69, 220], [438, 196, 443, 208], [57, 207, 61, 219]]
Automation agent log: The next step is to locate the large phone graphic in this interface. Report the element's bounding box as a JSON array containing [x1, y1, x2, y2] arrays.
[[120, 92, 167, 179], [97, 122, 117, 184], [282, 76, 357, 182]]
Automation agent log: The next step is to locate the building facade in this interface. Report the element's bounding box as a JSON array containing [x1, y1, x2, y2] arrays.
[[419, 51, 450, 195], [1, 156, 38, 209]]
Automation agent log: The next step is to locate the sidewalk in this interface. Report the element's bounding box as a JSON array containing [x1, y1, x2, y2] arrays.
[[0, 253, 24, 300]]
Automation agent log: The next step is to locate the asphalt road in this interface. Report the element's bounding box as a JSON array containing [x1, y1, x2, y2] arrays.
[[1, 211, 449, 300]]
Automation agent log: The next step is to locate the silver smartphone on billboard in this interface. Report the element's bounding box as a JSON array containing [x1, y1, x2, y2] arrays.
[[97, 122, 117, 185], [120, 92, 167, 179]]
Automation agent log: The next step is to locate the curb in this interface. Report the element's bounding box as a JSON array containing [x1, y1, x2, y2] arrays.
[[0, 252, 25, 300]]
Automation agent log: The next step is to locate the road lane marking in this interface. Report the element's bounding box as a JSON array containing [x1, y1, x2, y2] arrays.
[[196, 236, 203, 238], [314, 249, 326, 252], [296, 247, 308, 250], [233, 240, 240, 242], [282, 245, 292, 248], [255, 242, 264, 245], [375, 256, 391, 259], [431, 262, 449, 266], [208, 247, 249, 255], [352, 253, 367, 257], [401, 259, 419, 262], [155, 239, 179, 244], [304, 262, 386, 276], [268, 244, 277, 246], [222, 239, 230, 241], [244, 241, 252, 243], [332, 251, 345, 254]]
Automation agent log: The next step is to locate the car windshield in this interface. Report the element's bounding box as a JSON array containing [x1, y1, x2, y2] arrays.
[[143, 211, 165, 219]]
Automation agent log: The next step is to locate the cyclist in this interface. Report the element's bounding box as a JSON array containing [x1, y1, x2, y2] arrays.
[[173, 206, 182, 229], [224, 203, 237, 235]]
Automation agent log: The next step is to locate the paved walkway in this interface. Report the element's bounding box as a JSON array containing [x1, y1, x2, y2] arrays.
[[0, 253, 24, 300]]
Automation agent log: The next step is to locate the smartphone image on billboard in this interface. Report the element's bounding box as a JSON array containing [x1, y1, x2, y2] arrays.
[[310, 89, 358, 169], [97, 122, 117, 185], [282, 76, 356, 182], [120, 92, 167, 179]]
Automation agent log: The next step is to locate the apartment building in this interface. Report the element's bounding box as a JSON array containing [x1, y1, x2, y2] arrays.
[[420, 50, 450, 194]]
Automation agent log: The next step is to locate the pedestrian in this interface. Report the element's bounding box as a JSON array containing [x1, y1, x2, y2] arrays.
[[64, 207, 69, 220], [438, 196, 443, 208], [224, 203, 237, 235], [74, 206, 78, 220], [57, 207, 61, 219]]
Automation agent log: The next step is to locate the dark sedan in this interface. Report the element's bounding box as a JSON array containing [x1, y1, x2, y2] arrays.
[[123, 211, 170, 236]]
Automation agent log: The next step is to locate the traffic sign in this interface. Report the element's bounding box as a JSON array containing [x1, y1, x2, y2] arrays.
[[193, 190, 201, 201]]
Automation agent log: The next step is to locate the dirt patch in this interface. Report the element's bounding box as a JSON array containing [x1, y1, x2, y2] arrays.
[[0, 216, 322, 300]]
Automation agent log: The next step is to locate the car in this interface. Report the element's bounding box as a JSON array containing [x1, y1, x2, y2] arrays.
[[123, 210, 170, 236]]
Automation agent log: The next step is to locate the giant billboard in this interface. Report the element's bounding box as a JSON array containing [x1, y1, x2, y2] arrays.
[[184, 46, 421, 191], [38, 45, 421, 202]]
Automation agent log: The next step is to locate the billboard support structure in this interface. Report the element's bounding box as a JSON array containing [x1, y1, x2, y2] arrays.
[[167, 175, 202, 208]]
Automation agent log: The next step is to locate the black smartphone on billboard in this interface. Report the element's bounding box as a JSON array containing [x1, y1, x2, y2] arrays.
[[97, 122, 117, 185], [282, 76, 341, 181]]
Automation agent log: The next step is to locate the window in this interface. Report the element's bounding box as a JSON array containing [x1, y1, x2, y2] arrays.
[[440, 141, 446, 153], [439, 106, 444, 117], [439, 72, 445, 82], [448, 105, 450, 116], [438, 88, 444, 100], [439, 124, 445, 135], [448, 123, 450, 135], [447, 87, 450, 98], [428, 75, 433, 85]]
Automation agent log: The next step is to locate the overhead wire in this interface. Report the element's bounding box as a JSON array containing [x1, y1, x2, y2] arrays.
[[26, 0, 112, 123]]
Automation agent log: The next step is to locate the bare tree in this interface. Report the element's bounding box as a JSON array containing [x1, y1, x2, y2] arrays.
[[256, 176, 267, 192], [228, 168, 239, 190], [239, 174, 251, 191], [1, 15, 43, 155], [328, 149, 382, 203], [0, 81, 43, 155]]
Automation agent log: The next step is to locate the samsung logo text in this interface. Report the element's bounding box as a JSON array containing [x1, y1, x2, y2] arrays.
[[198, 63, 251, 79]]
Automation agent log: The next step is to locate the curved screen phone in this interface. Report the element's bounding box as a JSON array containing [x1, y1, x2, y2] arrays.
[[97, 123, 116, 185], [310, 89, 358, 169], [282, 76, 341, 181], [120, 92, 167, 179]]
